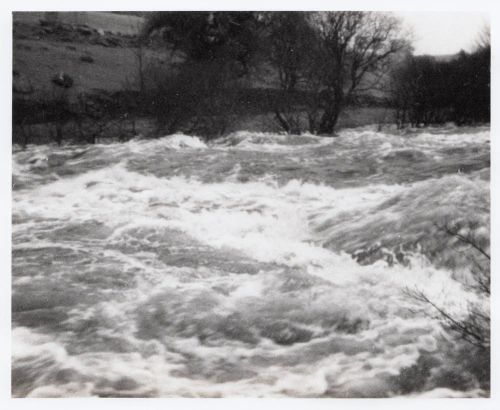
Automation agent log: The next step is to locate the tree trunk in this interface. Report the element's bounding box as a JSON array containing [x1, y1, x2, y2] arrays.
[[274, 110, 291, 134], [318, 107, 341, 135], [55, 122, 63, 145], [317, 87, 343, 135]]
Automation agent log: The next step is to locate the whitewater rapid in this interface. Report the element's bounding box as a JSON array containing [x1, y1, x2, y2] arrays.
[[12, 126, 490, 397]]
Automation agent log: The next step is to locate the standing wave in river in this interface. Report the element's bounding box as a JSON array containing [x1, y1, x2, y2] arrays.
[[12, 126, 490, 397]]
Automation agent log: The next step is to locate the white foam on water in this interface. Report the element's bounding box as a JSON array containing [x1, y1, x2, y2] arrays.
[[12, 127, 490, 397]]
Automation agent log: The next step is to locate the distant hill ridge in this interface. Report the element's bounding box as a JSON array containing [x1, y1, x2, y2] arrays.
[[13, 11, 145, 36]]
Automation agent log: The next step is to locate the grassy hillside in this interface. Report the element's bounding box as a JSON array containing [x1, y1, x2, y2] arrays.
[[13, 15, 391, 105], [13, 18, 175, 102], [13, 38, 174, 99], [13, 11, 144, 36]]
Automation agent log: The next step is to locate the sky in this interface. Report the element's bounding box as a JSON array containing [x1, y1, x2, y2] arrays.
[[397, 12, 489, 55]]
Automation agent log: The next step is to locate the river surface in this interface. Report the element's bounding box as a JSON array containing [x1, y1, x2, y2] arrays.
[[12, 126, 490, 398]]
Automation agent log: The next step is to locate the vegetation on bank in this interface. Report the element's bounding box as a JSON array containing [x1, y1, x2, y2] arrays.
[[403, 223, 490, 392], [140, 11, 407, 136], [13, 12, 490, 145], [391, 38, 490, 127]]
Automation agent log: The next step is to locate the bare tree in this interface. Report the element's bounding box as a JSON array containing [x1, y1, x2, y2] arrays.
[[263, 12, 317, 134], [140, 12, 409, 137], [309, 12, 409, 134], [264, 12, 409, 135], [140, 12, 262, 138], [475, 23, 490, 51]]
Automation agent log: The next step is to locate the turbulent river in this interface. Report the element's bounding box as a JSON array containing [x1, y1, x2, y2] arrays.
[[12, 126, 490, 398]]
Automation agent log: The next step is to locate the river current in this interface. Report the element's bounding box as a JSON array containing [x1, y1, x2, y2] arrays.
[[12, 126, 490, 397]]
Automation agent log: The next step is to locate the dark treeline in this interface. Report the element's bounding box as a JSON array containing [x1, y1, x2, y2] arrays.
[[13, 12, 490, 144], [391, 40, 490, 127], [140, 11, 409, 137]]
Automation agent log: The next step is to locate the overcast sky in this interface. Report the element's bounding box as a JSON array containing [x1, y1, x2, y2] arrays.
[[397, 12, 489, 55]]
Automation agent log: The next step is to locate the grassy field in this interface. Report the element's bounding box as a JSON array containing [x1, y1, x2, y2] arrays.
[[13, 39, 174, 101]]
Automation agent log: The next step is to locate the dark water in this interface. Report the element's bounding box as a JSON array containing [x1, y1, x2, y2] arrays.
[[12, 126, 490, 397]]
